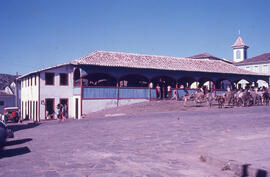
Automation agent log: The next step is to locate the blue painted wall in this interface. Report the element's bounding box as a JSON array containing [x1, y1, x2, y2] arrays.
[[119, 88, 149, 99], [83, 88, 117, 99]]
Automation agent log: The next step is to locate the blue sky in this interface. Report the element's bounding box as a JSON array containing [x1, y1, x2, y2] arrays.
[[1, 0, 270, 75]]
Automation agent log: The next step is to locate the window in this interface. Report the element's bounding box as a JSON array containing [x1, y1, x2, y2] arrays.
[[0, 101, 4, 106], [262, 65, 268, 73], [254, 66, 259, 73], [34, 74, 37, 85], [60, 73, 68, 86], [236, 50, 241, 59], [73, 68, 81, 87], [31, 75, 33, 86], [45, 72, 55, 85]]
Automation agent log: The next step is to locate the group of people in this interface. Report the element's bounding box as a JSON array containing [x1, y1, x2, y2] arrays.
[[154, 79, 173, 100], [56, 104, 68, 121], [153, 79, 191, 100]]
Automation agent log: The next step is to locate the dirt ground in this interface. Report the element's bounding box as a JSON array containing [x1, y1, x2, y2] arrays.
[[86, 100, 226, 119]]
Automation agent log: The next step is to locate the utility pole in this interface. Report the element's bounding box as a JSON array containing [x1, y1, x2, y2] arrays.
[[15, 72, 18, 107]]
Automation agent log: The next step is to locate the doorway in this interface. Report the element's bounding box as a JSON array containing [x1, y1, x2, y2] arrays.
[[60, 98, 68, 119], [45, 98, 54, 120], [75, 98, 79, 119]]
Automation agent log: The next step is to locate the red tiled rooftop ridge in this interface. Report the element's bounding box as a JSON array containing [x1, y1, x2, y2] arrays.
[[188, 52, 221, 60], [71, 51, 263, 76], [232, 36, 249, 48], [235, 53, 270, 65]]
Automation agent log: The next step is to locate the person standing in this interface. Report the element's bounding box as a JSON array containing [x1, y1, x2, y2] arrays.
[[16, 109, 22, 123], [62, 104, 68, 120], [156, 84, 161, 99], [167, 85, 172, 99], [159, 78, 165, 99], [57, 104, 63, 121], [171, 89, 178, 100]]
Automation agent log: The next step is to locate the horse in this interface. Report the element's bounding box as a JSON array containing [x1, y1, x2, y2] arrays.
[[215, 90, 237, 108], [183, 91, 205, 106], [183, 90, 214, 107]]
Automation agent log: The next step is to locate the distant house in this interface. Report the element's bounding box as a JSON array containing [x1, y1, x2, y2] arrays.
[[0, 74, 20, 114], [235, 53, 270, 74]]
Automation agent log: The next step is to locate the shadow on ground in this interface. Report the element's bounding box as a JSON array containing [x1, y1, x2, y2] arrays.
[[0, 146, 31, 159], [8, 122, 40, 132], [0, 138, 32, 159], [241, 164, 268, 177], [4, 138, 32, 146]]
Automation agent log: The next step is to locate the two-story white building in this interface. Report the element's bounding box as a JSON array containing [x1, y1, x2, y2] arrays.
[[19, 64, 81, 121]]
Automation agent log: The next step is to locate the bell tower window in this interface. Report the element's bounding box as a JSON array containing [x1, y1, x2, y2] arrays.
[[236, 50, 241, 59]]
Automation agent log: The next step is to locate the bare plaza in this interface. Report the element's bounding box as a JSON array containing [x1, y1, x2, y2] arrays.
[[1, 102, 270, 177]]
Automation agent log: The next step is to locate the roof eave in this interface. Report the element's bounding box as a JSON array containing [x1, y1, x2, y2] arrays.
[[17, 63, 73, 80], [75, 63, 264, 77]]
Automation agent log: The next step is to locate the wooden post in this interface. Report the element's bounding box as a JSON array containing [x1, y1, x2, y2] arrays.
[[80, 77, 83, 117], [117, 82, 119, 106], [149, 86, 151, 101]]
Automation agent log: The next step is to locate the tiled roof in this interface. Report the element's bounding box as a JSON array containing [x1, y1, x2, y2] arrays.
[[0, 90, 14, 97], [71, 51, 264, 76], [188, 52, 221, 60], [232, 36, 249, 48], [188, 53, 233, 64], [235, 53, 270, 65], [17, 63, 70, 80]]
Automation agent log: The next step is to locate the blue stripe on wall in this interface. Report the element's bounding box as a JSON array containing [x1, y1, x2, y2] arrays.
[[83, 88, 117, 99], [177, 89, 197, 98], [73, 88, 81, 95], [119, 88, 149, 99], [150, 89, 157, 99], [215, 90, 227, 95]]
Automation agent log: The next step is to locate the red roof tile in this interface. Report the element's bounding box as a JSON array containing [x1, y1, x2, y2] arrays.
[[188, 52, 221, 60], [235, 53, 270, 65], [232, 36, 249, 48], [71, 51, 264, 76]]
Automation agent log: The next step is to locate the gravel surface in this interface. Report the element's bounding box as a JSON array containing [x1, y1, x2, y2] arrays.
[[1, 101, 270, 177]]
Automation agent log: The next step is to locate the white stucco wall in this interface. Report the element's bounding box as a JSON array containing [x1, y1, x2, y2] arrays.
[[237, 64, 270, 88], [239, 64, 270, 74], [20, 74, 39, 121], [39, 65, 74, 120], [72, 96, 81, 119], [233, 48, 246, 62], [82, 99, 148, 115], [20, 65, 80, 121]]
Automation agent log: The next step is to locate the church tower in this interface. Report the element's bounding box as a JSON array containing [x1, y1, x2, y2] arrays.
[[232, 33, 249, 62]]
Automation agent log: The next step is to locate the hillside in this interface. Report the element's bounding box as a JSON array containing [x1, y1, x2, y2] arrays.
[[0, 73, 17, 90]]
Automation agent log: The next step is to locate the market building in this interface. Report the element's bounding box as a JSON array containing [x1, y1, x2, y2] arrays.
[[18, 50, 269, 121]]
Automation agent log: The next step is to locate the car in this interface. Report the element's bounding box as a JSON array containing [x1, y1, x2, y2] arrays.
[[0, 121, 14, 147], [3, 107, 20, 123]]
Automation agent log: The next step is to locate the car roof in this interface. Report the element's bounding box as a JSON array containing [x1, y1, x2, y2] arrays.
[[4, 107, 19, 110]]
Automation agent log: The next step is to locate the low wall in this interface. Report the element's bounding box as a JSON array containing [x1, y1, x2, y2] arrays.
[[82, 99, 148, 114]]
